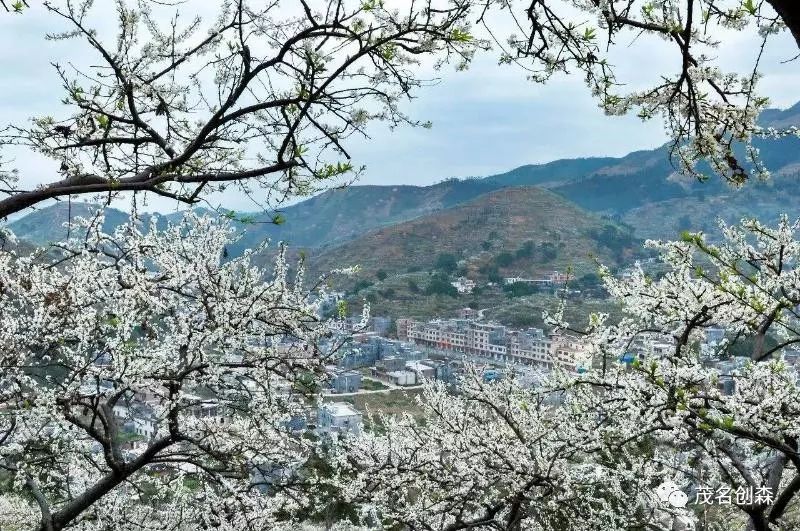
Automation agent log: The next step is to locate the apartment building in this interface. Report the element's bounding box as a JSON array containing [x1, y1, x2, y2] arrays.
[[402, 318, 582, 370]]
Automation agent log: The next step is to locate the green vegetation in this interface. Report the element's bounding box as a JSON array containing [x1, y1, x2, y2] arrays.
[[360, 379, 389, 391], [308, 187, 639, 282], [494, 251, 513, 267], [352, 279, 373, 293], [425, 273, 458, 297], [503, 281, 539, 297], [434, 253, 458, 273]]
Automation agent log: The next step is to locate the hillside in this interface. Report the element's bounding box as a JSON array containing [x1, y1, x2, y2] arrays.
[[228, 179, 509, 254], [623, 175, 800, 240], [308, 186, 638, 279], [5, 102, 800, 250], [6, 202, 130, 246]]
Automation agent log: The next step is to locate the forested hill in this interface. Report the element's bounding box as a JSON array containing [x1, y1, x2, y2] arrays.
[[306, 186, 638, 279]]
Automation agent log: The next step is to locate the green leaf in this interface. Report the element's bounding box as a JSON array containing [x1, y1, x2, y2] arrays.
[[450, 28, 473, 43], [743, 0, 756, 15]]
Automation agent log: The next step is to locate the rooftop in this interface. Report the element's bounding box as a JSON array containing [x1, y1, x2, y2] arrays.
[[323, 402, 361, 417]]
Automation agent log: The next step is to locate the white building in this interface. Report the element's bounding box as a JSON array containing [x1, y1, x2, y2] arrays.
[[403, 318, 583, 370], [405, 360, 435, 380], [451, 277, 476, 294], [386, 370, 417, 386], [317, 402, 362, 436]]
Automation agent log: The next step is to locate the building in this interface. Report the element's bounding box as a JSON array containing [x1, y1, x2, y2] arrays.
[[396, 318, 413, 341], [548, 271, 573, 284], [457, 307, 481, 319], [451, 277, 476, 294], [317, 402, 362, 436], [704, 327, 726, 346], [503, 271, 573, 288], [402, 317, 583, 370], [376, 356, 406, 372], [385, 370, 417, 386], [503, 276, 551, 287], [330, 370, 362, 394], [405, 360, 435, 380]]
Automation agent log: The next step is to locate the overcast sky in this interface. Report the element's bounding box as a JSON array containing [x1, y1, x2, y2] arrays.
[[1, 2, 799, 215]]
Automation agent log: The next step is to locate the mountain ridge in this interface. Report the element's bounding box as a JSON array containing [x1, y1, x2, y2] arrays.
[[5, 102, 800, 249]]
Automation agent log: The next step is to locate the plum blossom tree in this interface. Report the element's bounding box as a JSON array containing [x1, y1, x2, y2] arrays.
[[0, 0, 486, 218], [487, 0, 800, 185], [344, 216, 800, 530], [0, 213, 365, 531]]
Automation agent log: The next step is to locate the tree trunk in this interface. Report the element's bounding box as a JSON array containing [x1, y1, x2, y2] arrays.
[[766, 0, 800, 49]]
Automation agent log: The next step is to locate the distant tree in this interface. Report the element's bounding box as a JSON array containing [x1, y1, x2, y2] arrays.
[[537, 242, 558, 262], [376, 269, 388, 281], [487, 269, 503, 284], [380, 287, 396, 299], [575, 272, 602, 291], [481, 240, 492, 251], [435, 253, 459, 273], [425, 273, 458, 297], [352, 279, 373, 293], [589, 225, 636, 261], [515, 240, 535, 259], [494, 251, 514, 268], [407, 279, 420, 294], [0, 0, 485, 218], [502, 281, 538, 297]]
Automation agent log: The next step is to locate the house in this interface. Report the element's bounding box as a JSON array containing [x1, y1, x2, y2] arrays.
[[330, 370, 362, 394], [405, 360, 435, 380], [396, 318, 413, 341], [417, 359, 456, 383], [548, 271, 573, 284], [457, 307, 480, 319], [386, 370, 417, 386], [503, 276, 551, 288], [317, 402, 362, 436], [451, 277, 476, 294], [376, 356, 405, 372]]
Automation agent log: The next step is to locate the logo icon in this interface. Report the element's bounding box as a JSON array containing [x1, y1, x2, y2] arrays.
[[655, 480, 689, 508]]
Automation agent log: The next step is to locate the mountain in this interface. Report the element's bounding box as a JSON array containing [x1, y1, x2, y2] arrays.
[[307, 186, 638, 279], [622, 176, 800, 240], [5, 202, 130, 246], [230, 179, 504, 254], [2, 202, 219, 247], [6, 102, 800, 249]]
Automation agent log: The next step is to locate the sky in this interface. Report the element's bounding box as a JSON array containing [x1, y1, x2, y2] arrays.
[[1, 1, 799, 215]]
